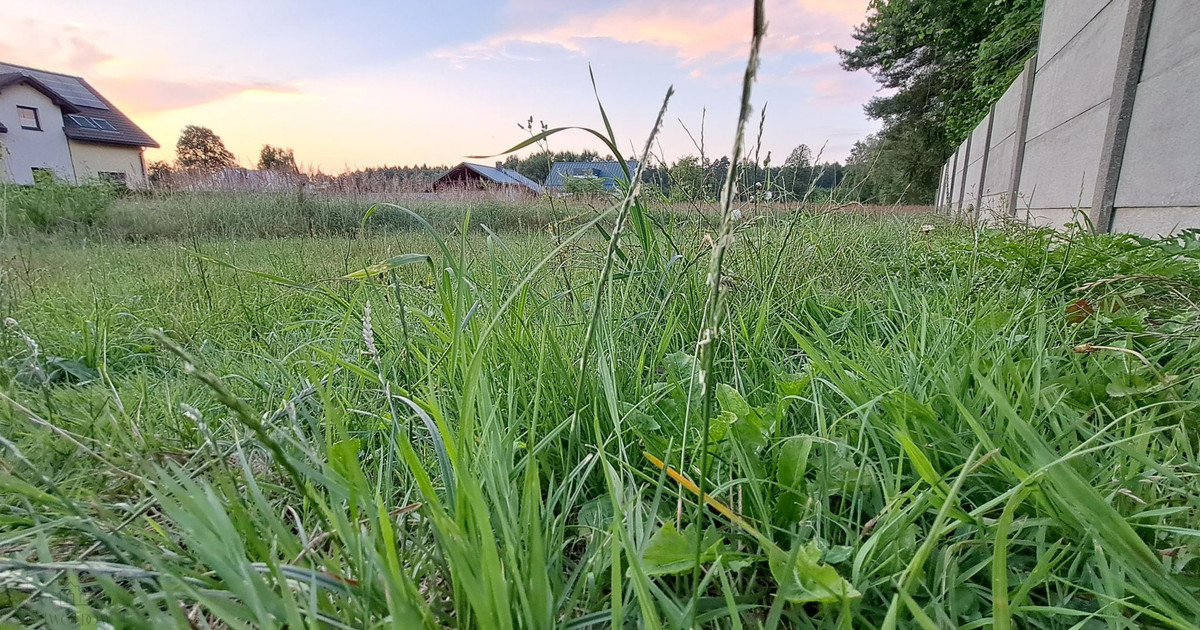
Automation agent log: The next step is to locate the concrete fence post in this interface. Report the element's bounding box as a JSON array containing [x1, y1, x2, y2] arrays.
[[942, 163, 951, 213], [948, 148, 960, 215], [1090, 0, 1157, 233], [935, 163, 945, 212], [956, 133, 973, 218], [1008, 55, 1038, 217], [975, 104, 996, 218], [942, 161, 952, 213]]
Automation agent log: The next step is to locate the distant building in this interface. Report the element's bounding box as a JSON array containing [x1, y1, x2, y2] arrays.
[[433, 162, 544, 195], [0, 61, 159, 187], [545, 161, 637, 193]]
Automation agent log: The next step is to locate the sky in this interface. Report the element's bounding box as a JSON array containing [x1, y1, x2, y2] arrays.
[[0, 0, 881, 172]]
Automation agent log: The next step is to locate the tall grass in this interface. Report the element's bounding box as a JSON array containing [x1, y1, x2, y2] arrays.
[[4, 192, 1199, 629], [2, 2, 1199, 627]]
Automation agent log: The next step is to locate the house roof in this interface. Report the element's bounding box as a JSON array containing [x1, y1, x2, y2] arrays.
[[0, 72, 80, 113], [545, 161, 638, 190], [0, 61, 159, 148], [435, 162, 544, 194]]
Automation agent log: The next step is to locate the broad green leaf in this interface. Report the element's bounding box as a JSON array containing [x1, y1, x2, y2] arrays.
[[768, 541, 861, 604], [640, 523, 722, 577], [730, 411, 768, 452], [708, 410, 737, 443], [775, 372, 810, 398], [716, 383, 752, 418], [717, 383, 768, 450], [777, 437, 813, 490], [822, 545, 854, 565], [44, 356, 99, 384], [1105, 372, 1155, 398]]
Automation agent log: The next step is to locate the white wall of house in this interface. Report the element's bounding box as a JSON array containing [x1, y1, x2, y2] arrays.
[[0, 84, 75, 185], [69, 141, 147, 188]]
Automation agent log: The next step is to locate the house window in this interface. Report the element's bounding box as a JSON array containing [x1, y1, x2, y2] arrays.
[[68, 114, 98, 129], [17, 106, 40, 131]]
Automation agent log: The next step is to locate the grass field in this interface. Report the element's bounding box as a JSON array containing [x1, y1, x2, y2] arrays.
[[1, 192, 1198, 628]]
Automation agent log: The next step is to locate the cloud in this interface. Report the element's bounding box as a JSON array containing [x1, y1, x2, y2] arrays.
[[93, 77, 303, 114], [0, 20, 302, 115], [432, 0, 870, 66], [773, 58, 881, 105], [0, 22, 115, 75]]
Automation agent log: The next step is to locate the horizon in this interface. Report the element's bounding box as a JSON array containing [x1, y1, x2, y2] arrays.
[[0, 0, 880, 171]]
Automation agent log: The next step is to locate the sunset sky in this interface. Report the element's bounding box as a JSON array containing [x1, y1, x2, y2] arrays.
[[0, 0, 880, 171]]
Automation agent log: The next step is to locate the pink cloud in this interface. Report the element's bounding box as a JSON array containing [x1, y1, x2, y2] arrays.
[[0, 21, 301, 115], [0, 22, 115, 75], [775, 59, 881, 104], [93, 77, 302, 114]]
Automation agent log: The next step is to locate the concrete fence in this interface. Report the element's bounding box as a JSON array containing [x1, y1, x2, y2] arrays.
[[935, 0, 1200, 236]]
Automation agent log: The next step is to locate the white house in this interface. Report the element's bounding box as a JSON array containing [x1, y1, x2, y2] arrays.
[[0, 61, 158, 187]]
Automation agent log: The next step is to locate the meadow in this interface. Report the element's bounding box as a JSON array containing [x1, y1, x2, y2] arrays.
[[0, 187, 1198, 628]]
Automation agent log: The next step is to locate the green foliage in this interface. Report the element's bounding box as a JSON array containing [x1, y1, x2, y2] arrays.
[[666, 155, 712, 202], [2, 176, 118, 232], [660, 150, 851, 204], [840, 0, 1044, 202], [640, 524, 722, 576], [783, 144, 811, 170], [1, 211, 1199, 628], [176, 124, 237, 171], [146, 159, 173, 185], [256, 144, 297, 172], [97, 193, 585, 240], [841, 129, 943, 204], [561, 173, 608, 196]]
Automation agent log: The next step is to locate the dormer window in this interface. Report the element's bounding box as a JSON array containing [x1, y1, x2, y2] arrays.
[[17, 106, 40, 130]]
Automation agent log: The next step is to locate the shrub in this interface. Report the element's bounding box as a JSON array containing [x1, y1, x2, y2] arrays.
[[3, 175, 118, 232], [563, 174, 610, 196]]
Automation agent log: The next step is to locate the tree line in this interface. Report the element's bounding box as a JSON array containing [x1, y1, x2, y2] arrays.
[[839, 0, 1044, 203]]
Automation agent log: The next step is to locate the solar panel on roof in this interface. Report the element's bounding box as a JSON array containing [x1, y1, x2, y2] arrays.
[[0, 63, 109, 110], [40, 75, 109, 109]]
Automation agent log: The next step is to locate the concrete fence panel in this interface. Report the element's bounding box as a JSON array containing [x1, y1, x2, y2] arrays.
[[936, 0, 1200, 236], [1112, 0, 1200, 234], [961, 112, 992, 213], [1038, 0, 1114, 66], [981, 135, 1016, 211], [1019, 0, 1127, 225], [979, 65, 1026, 214]]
